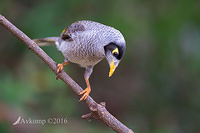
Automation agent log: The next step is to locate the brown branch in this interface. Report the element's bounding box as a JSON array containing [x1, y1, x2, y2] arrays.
[[0, 14, 134, 133]]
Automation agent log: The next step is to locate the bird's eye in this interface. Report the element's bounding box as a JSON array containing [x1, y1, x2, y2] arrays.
[[113, 52, 119, 57], [112, 47, 119, 57]]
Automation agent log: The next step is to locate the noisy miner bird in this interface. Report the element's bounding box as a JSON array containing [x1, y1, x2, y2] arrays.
[[34, 20, 126, 101]]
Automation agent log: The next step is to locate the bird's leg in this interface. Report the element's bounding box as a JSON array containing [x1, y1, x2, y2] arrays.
[[79, 78, 91, 101], [79, 66, 93, 101]]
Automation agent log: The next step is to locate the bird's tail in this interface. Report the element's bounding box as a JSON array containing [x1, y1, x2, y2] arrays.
[[33, 37, 59, 46]]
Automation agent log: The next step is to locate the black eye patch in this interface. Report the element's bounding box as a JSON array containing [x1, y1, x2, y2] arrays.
[[104, 42, 125, 60]]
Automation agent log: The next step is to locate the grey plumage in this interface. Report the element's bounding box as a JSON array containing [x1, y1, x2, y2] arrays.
[[57, 20, 125, 67], [34, 20, 126, 100]]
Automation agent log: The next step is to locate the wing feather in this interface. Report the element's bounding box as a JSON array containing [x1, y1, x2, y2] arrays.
[[33, 37, 59, 46]]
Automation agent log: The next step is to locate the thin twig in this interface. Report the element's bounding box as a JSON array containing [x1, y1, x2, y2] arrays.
[[0, 14, 134, 133]]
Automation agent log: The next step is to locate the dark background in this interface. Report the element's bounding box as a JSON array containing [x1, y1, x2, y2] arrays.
[[1, 0, 200, 133]]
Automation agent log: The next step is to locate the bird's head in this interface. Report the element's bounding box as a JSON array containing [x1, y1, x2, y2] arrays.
[[104, 41, 126, 77]]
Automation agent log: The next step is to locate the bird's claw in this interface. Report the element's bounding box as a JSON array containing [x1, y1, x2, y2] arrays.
[[79, 87, 91, 101], [57, 63, 63, 73], [56, 62, 68, 80], [56, 63, 64, 80]]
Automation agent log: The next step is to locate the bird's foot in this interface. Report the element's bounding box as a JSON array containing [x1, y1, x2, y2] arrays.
[[56, 62, 68, 79], [57, 62, 68, 72], [57, 64, 63, 73], [79, 87, 91, 101]]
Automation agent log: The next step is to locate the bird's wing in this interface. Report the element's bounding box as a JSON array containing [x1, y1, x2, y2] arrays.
[[64, 21, 86, 34], [33, 37, 59, 46], [59, 22, 86, 42]]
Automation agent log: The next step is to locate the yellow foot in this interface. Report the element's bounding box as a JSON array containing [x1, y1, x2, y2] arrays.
[[57, 62, 68, 73], [79, 87, 91, 101], [57, 63, 64, 73], [56, 62, 68, 79]]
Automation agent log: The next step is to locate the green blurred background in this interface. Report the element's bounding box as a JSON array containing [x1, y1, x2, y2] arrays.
[[1, 0, 200, 133]]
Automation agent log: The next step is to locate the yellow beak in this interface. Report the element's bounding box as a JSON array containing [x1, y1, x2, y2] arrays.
[[109, 59, 116, 77]]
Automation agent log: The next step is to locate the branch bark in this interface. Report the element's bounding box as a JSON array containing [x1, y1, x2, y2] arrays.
[[0, 14, 134, 133]]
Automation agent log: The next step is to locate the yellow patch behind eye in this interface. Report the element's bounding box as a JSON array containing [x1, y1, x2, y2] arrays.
[[112, 47, 119, 54]]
